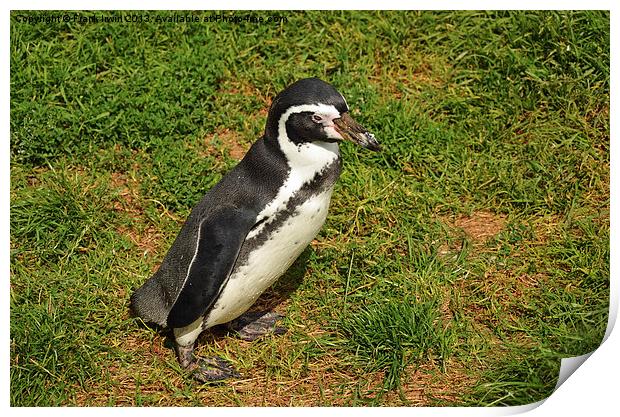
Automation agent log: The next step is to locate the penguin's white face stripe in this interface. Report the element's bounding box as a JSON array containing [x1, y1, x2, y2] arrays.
[[277, 103, 344, 149]]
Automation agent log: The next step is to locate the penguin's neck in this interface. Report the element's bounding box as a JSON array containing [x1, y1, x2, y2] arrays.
[[243, 135, 340, 240], [285, 142, 340, 189]]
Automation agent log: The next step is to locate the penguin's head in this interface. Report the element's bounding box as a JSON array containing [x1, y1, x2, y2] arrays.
[[265, 78, 380, 152]]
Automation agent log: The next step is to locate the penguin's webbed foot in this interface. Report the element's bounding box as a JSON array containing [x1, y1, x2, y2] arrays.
[[176, 344, 240, 383], [190, 356, 241, 383], [228, 311, 287, 341]]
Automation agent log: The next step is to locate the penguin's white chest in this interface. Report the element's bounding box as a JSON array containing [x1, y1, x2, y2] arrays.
[[204, 187, 334, 327]]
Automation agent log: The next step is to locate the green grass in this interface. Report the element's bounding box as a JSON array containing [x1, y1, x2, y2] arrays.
[[10, 10, 609, 406], [339, 300, 451, 392]]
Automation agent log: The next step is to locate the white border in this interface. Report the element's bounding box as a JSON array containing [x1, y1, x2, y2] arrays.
[[3, 2, 617, 416]]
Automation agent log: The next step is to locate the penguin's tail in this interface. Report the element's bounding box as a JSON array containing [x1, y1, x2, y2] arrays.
[[130, 275, 170, 327]]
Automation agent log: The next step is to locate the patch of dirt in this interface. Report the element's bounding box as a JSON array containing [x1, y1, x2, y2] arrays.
[[110, 171, 142, 217], [370, 49, 450, 99], [204, 128, 251, 161], [117, 225, 162, 258], [453, 210, 507, 244], [223, 352, 357, 406], [110, 171, 165, 258], [388, 361, 476, 406], [74, 331, 179, 406], [454, 266, 549, 334], [217, 79, 273, 107], [200, 343, 474, 406], [437, 210, 507, 257], [200, 78, 272, 162]]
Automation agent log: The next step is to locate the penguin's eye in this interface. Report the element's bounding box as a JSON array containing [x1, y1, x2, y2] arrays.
[[311, 114, 323, 123]]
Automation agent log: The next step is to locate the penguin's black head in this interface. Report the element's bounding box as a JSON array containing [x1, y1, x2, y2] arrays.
[[265, 78, 380, 151]]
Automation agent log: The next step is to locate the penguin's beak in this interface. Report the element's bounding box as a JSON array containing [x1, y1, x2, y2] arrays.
[[333, 112, 381, 152]]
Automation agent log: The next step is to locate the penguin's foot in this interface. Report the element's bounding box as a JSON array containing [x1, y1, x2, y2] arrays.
[[228, 311, 287, 341], [176, 344, 240, 383], [189, 356, 241, 383]]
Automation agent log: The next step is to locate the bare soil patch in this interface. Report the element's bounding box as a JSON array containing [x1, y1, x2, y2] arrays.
[[204, 128, 251, 161], [453, 210, 507, 244]]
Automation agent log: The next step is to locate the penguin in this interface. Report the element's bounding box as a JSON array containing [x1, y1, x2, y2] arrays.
[[130, 77, 380, 382]]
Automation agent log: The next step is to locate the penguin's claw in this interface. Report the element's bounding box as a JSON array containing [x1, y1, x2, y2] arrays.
[[228, 311, 287, 341]]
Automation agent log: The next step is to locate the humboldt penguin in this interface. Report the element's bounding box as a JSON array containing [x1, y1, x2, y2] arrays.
[[131, 77, 380, 381]]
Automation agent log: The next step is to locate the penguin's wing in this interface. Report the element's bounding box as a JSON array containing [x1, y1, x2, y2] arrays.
[[166, 207, 256, 329]]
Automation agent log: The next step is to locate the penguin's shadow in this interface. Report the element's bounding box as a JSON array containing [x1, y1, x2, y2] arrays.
[[137, 247, 312, 351]]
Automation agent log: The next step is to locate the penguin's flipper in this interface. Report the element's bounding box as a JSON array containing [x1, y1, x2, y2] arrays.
[[167, 207, 256, 329]]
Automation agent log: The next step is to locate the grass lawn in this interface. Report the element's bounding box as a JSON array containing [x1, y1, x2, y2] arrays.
[[9, 10, 610, 406]]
